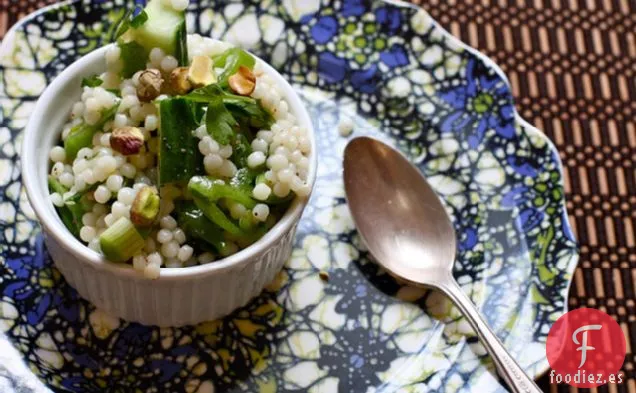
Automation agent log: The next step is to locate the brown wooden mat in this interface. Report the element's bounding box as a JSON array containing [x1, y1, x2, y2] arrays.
[[1, 1, 634, 392]]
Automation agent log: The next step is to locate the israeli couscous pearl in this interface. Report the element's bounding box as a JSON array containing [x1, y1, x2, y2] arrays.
[[111, 201, 128, 218], [104, 213, 115, 227], [229, 202, 246, 219], [276, 168, 294, 184], [149, 48, 165, 65], [145, 115, 158, 131], [147, 252, 162, 267], [251, 138, 268, 153], [114, 114, 128, 128], [133, 255, 147, 271], [218, 160, 237, 177], [252, 183, 271, 201], [219, 145, 232, 159], [88, 238, 101, 252], [273, 182, 290, 198], [160, 215, 178, 230], [173, 229, 186, 245], [80, 226, 97, 242], [197, 252, 215, 264], [82, 212, 97, 227], [93, 203, 108, 215], [204, 154, 223, 173], [267, 154, 288, 171], [247, 151, 266, 168], [94, 185, 111, 204], [51, 162, 65, 177], [144, 263, 160, 279], [117, 187, 136, 205], [49, 146, 66, 162], [161, 241, 180, 258], [177, 245, 194, 262], [252, 204, 269, 222], [106, 174, 124, 192], [120, 163, 137, 178], [160, 56, 178, 72], [59, 172, 75, 188], [50, 193, 64, 207], [157, 229, 173, 244]]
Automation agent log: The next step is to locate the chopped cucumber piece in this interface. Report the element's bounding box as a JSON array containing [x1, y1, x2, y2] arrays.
[[158, 98, 203, 185], [99, 217, 145, 262], [118, 0, 187, 63]]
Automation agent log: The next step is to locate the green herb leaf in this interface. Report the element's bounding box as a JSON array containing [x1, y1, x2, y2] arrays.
[[114, 9, 133, 40], [184, 84, 273, 129], [81, 75, 104, 87], [224, 94, 274, 129], [106, 88, 122, 97], [213, 48, 256, 87], [118, 41, 149, 78], [182, 84, 225, 103], [130, 10, 148, 28], [205, 97, 237, 146]]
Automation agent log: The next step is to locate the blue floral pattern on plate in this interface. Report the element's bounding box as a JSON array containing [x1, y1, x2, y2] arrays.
[[0, 0, 578, 392]]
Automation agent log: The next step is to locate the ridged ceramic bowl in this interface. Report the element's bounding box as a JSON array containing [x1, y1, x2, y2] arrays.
[[21, 44, 317, 327]]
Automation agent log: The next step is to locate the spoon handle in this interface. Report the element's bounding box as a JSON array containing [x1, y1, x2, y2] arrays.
[[441, 280, 543, 393]]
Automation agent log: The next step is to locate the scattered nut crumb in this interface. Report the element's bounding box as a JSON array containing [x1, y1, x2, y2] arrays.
[[319, 270, 330, 282], [228, 66, 256, 96], [338, 118, 354, 137], [188, 55, 217, 87], [168, 67, 193, 95]]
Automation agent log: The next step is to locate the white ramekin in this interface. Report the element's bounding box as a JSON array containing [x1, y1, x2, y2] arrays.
[[22, 44, 317, 327]]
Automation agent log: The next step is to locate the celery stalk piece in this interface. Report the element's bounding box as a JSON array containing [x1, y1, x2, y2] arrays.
[[99, 217, 145, 262]]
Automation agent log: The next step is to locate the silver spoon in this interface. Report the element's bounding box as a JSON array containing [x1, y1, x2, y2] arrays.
[[343, 137, 542, 393]]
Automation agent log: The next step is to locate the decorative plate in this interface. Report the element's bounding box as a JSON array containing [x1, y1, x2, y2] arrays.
[[0, 0, 578, 392]]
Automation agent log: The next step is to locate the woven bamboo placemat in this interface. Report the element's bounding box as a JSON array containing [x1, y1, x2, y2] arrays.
[[1, 1, 634, 392]]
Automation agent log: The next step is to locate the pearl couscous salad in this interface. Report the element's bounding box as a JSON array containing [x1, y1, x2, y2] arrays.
[[47, 0, 311, 278]]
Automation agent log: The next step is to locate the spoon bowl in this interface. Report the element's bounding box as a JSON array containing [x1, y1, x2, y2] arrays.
[[343, 136, 456, 288], [343, 136, 542, 393]]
